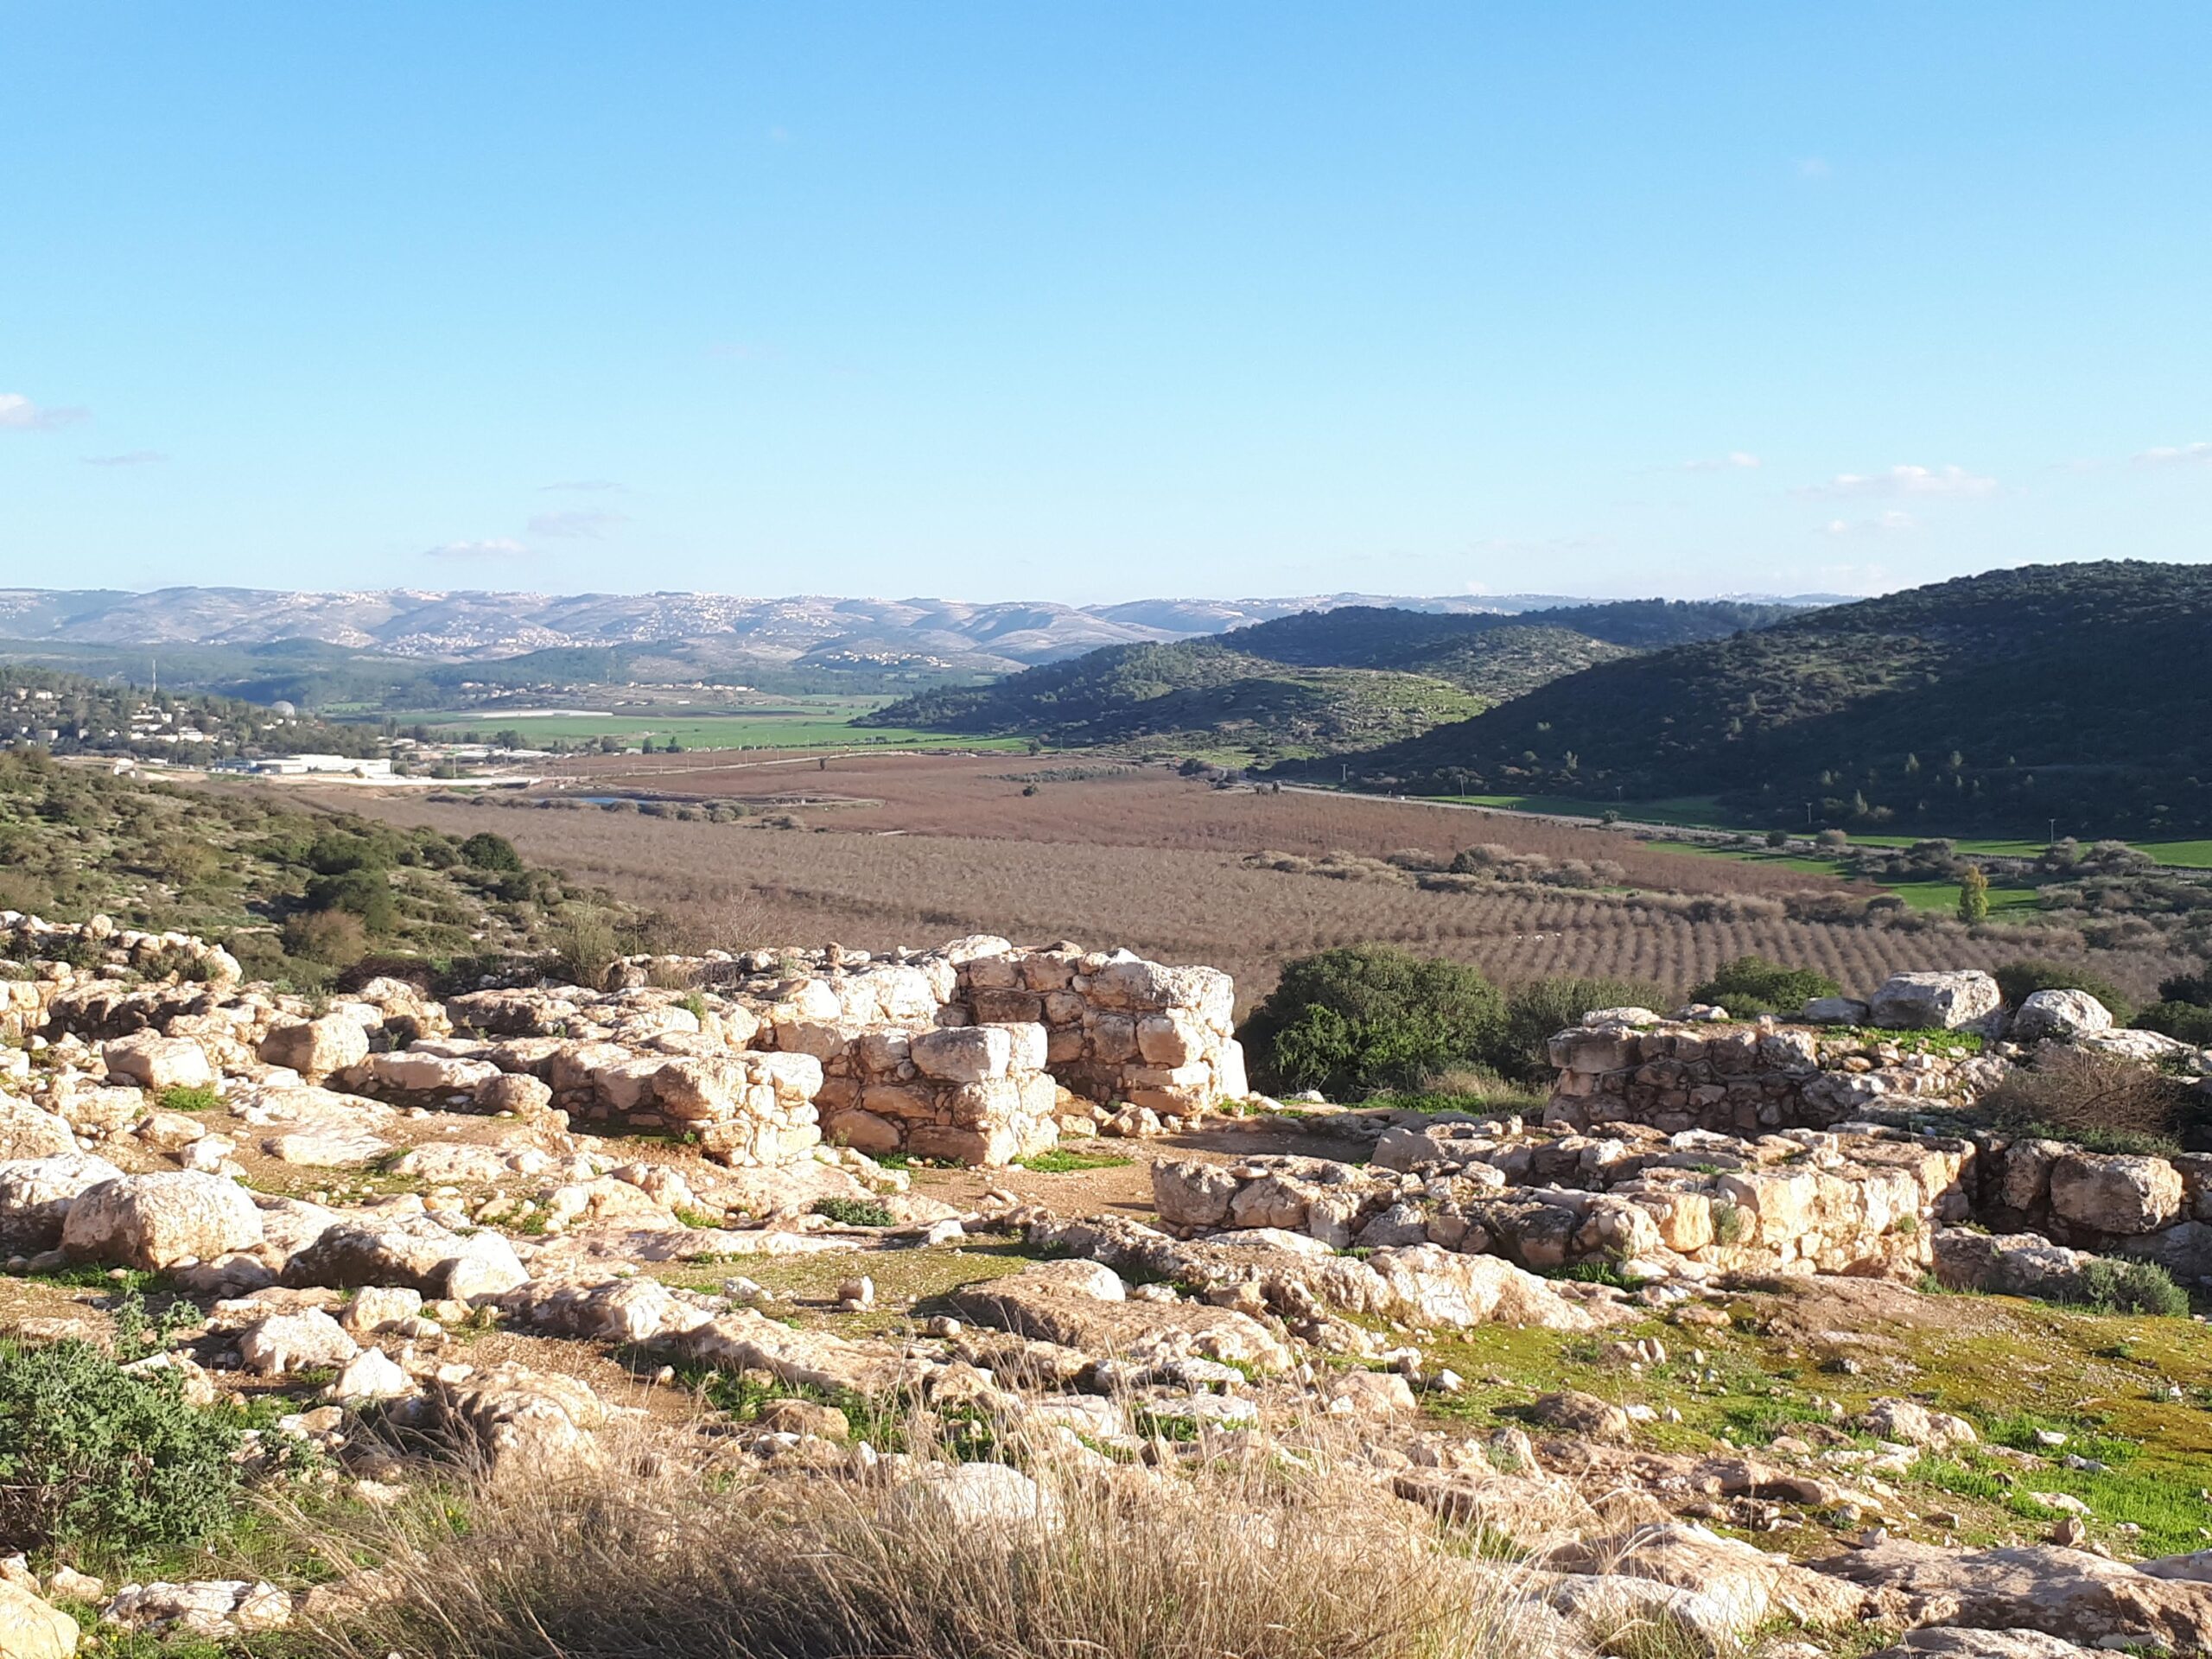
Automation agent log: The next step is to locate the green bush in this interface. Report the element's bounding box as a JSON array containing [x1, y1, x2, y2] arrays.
[[2158, 968, 2212, 1008], [303, 867, 397, 933], [459, 832, 524, 874], [1993, 959, 2136, 1026], [2138, 1001, 2212, 1046], [0, 1336, 245, 1559], [1236, 946, 1503, 1100], [1688, 956, 1840, 1020], [1490, 976, 1670, 1082], [810, 1197, 896, 1228], [2066, 1257, 2190, 1318]]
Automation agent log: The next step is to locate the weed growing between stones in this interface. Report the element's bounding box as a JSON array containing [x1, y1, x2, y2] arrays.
[[810, 1195, 899, 1228]]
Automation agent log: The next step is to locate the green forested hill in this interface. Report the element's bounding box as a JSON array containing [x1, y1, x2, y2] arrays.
[[1332, 562, 2212, 837], [860, 599, 1783, 758], [858, 642, 1487, 757]]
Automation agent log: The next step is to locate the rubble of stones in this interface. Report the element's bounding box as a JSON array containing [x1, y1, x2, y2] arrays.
[[5, 916, 2212, 1658]]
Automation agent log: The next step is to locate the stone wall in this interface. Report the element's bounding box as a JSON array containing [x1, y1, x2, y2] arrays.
[[1545, 1016, 2009, 1137], [1152, 1116, 1970, 1283], [698, 935, 1248, 1159]]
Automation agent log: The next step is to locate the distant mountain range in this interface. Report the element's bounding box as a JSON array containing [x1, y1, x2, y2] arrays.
[[0, 587, 1835, 673]]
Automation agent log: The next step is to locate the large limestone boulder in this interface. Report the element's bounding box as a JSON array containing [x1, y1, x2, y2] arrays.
[[364, 1051, 503, 1098], [1809, 1540, 2212, 1654], [1866, 1630, 2095, 1659], [0, 1153, 126, 1249], [0, 1099, 76, 1162], [281, 1218, 525, 1299], [2048, 1153, 2182, 1236], [1934, 1229, 2102, 1300], [237, 1308, 359, 1376], [1543, 1523, 1863, 1645], [0, 1580, 78, 1659], [1869, 970, 2002, 1031], [1801, 995, 1872, 1026], [257, 1014, 370, 1082], [909, 1026, 1013, 1084], [101, 1032, 213, 1092], [2009, 988, 2114, 1045], [60, 1171, 264, 1269], [950, 1261, 1294, 1372], [652, 1052, 823, 1122], [416, 1363, 608, 1478], [885, 1462, 1057, 1531], [1363, 1246, 1604, 1332]]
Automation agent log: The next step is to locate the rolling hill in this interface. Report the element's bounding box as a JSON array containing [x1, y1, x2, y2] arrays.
[[860, 600, 1788, 758], [1331, 561, 2212, 837]]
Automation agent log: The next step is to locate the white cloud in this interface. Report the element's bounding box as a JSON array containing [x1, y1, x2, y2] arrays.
[[0, 393, 89, 431], [423, 538, 530, 562], [1821, 510, 1918, 537], [82, 450, 165, 467], [1680, 451, 1761, 473], [2135, 442, 2212, 467], [527, 509, 627, 539], [1795, 463, 1996, 500]]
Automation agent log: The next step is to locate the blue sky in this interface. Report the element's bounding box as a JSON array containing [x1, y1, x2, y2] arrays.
[[3, 3, 2207, 603]]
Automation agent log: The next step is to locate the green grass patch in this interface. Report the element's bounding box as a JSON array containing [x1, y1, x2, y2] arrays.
[[1357, 1088, 1548, 1116], [155, 1084, 222, 1112], [1014, 1148, 1134, 1173]]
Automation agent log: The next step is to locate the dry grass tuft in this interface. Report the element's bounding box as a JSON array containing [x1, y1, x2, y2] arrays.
[[286, 1421, 1551, 1659]]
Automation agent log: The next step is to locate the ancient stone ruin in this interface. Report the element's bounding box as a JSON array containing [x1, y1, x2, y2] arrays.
[[1, 916, 1249, 1169]]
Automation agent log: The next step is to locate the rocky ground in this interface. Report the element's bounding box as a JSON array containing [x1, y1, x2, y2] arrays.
[[3, 921, 2212, 1658]]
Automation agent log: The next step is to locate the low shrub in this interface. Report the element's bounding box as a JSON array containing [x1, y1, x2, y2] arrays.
[[0, 1332, 245, 1560], [1490, 976, 1670, 1082], [157, 1084, 221, 1112], [1687, 955, 1840, 1019], [281, 911, 372, 973], [2066, 1257, 2190, 1318], [1977, 1046, 2194, 1153]]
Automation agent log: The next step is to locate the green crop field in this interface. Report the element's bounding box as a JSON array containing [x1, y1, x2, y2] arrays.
[[1643, 836, 2043, 914], [1410, 797, 2209, 871], [1421, 791, 1739, 829], [2137, 839, 2212, 868], [378, 703, 1033, 753]]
